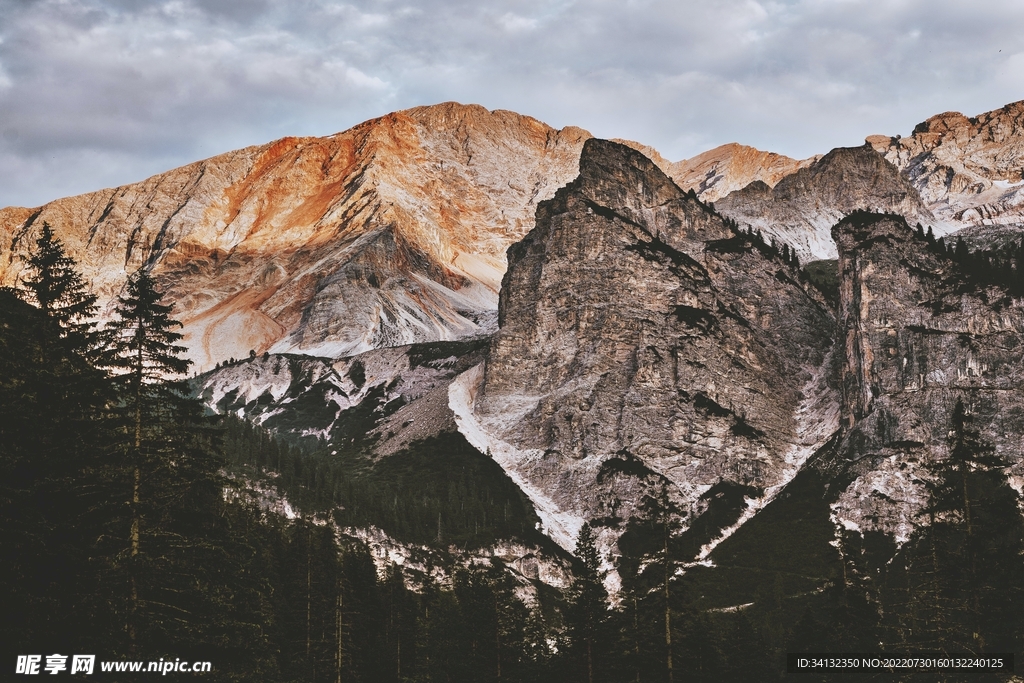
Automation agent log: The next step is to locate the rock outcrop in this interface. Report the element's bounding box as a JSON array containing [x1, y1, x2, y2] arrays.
[[0, 103, 590, 370], [867, 101, 1024, 231], [715, 145, 933, 261], [830, 213, 1024, 541], [453, 139, 838, 552]]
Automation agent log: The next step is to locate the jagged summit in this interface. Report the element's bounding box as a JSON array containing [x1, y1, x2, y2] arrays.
[[456, 138, 837, 552], [0, 102, 591, 371], [867, 99, 1024, 230]]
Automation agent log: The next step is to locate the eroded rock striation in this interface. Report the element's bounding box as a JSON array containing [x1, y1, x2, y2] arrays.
[[830, 213, 1024, 541], [454, 139, 838, 552]]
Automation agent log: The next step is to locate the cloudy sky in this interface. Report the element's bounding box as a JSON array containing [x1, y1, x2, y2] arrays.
[[1, 0, 1022, 208]]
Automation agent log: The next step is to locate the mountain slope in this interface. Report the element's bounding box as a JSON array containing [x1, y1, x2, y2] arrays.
[[193, 337, 489, 454], [0, 103, 590, 370], [669, 142, 816, 203]]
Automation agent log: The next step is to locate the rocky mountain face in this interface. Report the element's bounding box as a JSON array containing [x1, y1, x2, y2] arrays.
[[714, 145, 934, 261], [867, 102, 1024, 231], [451, 139, 839, 553], [668, 101, 1024, 262], [669, 142, 816, 203], [829, 213, 1024, 542], [0, 103, 590, 371], [8, 97, 1024, 581], [193, 337, 487, 454], [7, 100, 1023, 378]]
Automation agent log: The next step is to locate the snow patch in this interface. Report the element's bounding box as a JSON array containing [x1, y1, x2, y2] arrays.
[[689, 353, 840, 562], [449, 363, 585, 552]]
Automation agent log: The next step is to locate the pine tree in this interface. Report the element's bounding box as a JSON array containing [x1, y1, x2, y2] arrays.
[[21, 222, 99, 355], [923, 399, 1019, 651], [380, 563, 418, 682], [567, 522, 608, 683], [881, 399, 1024, 656], [0, 290, 111, 651], [1, 233, 113, 652], [339, 541, 384, 682], [99, 267, 236, 656]]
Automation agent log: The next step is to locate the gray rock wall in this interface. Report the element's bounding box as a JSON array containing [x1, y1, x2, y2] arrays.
[[472, 139, 838, 549], [832, 213, 1024, 539]]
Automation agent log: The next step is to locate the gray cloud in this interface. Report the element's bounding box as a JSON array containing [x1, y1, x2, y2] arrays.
[[1, 0, 1023, 207]]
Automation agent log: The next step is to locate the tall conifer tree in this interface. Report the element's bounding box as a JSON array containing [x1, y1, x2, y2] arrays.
[[2, 226, 111, 651], [21, 222, 99, 357], [567, 522, 608, 683], [100, 267, 237, 655]]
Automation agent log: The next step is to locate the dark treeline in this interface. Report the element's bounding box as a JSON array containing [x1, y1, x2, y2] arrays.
[[918, 220, 1024, 295], [841, 208, 1024, 295], [222, 417, 546, 550], [4, 223, 1024, 682]]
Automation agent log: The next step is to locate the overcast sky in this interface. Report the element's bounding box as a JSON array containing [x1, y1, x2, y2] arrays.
[[1, 0, 1022, 208]]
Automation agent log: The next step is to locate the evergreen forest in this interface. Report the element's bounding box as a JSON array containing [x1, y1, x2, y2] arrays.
[[2, 224, 1023, 682]]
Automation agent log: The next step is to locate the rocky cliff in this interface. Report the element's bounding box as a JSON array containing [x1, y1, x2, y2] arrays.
[[451, 139, 838, 553], [677, 101, 1024, 261], [867, 101, 1024, 231], [0, 103, 590, 371], [829, 212, 1024, 541], [714, 145, 933, 261]]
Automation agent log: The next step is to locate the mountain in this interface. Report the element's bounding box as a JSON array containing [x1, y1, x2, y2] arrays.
[[867, 101, 1024, 230], [714, 144, 934, 260], [9, 103, 1024, 675], [213, 136, 1023, 617], [0, 103, 590, 371], [670, 100, 1024, 261], [451, 139, 838, 555], [8, 100, 1024, 376], [7, 100, 1024, 555], [668, 142, 816, 203]]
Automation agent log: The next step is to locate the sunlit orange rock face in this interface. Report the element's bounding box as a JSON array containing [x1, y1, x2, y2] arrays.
[[0, 103, 591, 370], [668, 142, 816, 203]]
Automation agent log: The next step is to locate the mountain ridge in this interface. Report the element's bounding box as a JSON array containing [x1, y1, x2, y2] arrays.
[[7, 99, 1024, 373], [1, 102, 590, 371]]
